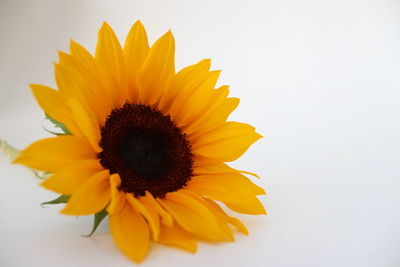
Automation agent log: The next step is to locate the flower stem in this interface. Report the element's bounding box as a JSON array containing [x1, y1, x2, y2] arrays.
[[0, 139, 20, 160]]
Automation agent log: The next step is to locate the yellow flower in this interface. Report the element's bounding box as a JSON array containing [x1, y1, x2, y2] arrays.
[[14, 21, 265, 263]]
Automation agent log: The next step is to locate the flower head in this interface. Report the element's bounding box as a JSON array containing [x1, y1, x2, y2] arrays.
[[14, 21, 265, 263]]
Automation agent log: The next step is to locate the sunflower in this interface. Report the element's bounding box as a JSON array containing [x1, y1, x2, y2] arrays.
[[14, 21, 265, 263]]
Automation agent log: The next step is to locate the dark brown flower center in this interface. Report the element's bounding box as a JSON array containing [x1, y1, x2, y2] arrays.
[[98, 103, 193, 198]]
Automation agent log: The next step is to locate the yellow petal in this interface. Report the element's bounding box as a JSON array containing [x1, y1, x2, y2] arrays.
[[67, 99, 101, 152], [225, 198, 266, 215], [107, 174, 126, 214], [187, 175, 266, 215], [205, 97, 239, 128], [227, 217, 249, 235], [109, 201, 150, 263], [188, 184, 266, 214], [96, 22, 128, 108], [124, 20, 149, 73], [30, 84, 70, 124], [158, 58, 210, 113], [181, 189, 234, 240], [182, 85, 230, 133], [159, 190, 232, 241], [141, 191, 173, 226], [13, 136, 95, 173], [192, 121, 254, 145], [126, 194, 160, 240], [41, 159, 103, 195], [61, 170, 110, 215], [157, 223, 197, 253], [58, 49, 111, 125], [192, 122, 262, 162], [54, 63, 88, 106], [169, 70, 220, 128], [70, 39, 97, 68], [184, 87, 240, 136], [54, 62, 104, 137], [189, 173, 265, 196], [139, 30, 175, 105], [69, 40, 108, 99], [204, 198, 248, 235], [30, 84, 82, 136], [193, 162, 260, 179], [124, 20, 149, 101], [174, 70, 221, 127], [205, 188, 265, 215]]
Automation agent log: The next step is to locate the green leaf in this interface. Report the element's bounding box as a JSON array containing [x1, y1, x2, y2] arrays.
[[41, 195, 70, 206], [45, 114, 71, 135], [83, 208, 108, 237]]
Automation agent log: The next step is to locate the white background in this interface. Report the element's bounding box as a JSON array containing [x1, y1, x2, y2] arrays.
[[1, 0, 399, 266]]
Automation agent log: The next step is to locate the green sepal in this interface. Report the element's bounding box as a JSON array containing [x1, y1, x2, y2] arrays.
[[45, 114, 71, 135], [42, 126, 65, 136], [83, 208, 108, 237], [41, 195, 70, 206], [33, 170, 51, 180]]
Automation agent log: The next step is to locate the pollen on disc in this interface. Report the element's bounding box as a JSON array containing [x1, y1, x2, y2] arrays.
[[98, 103, 193, 198]]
